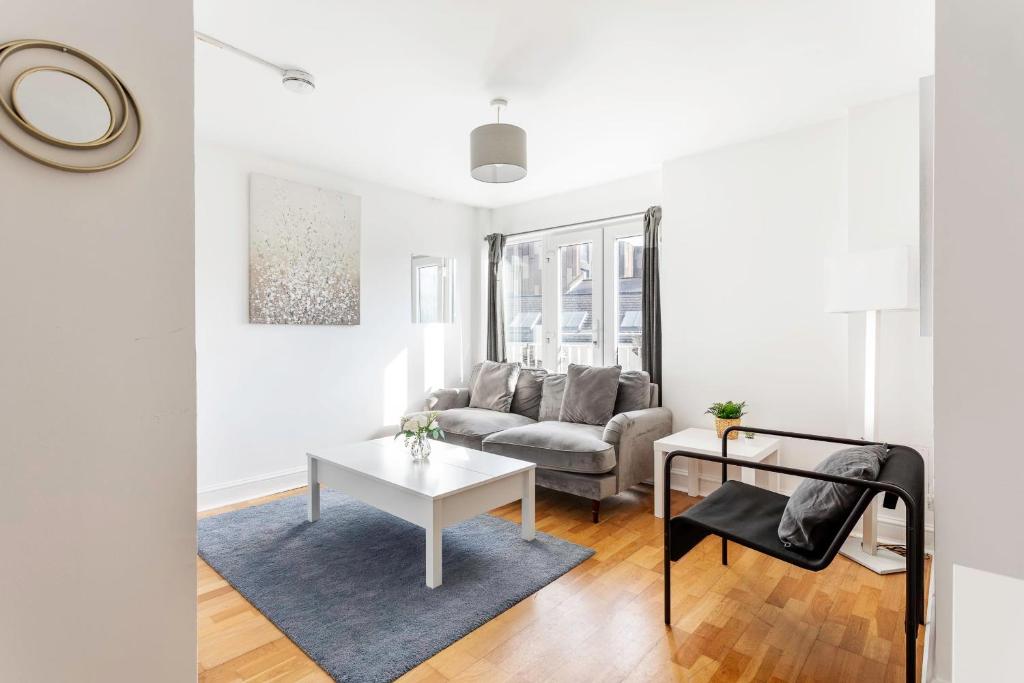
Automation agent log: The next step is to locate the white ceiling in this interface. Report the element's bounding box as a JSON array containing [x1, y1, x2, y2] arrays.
[[195, 0, 933, 209]]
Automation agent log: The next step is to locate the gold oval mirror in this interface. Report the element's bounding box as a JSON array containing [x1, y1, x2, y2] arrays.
[[13, 67, 113, 145]]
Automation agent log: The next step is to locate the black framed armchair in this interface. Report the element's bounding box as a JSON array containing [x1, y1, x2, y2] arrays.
[[663, 426, 925, 683]]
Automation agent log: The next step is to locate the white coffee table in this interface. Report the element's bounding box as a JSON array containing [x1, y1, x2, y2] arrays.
[[306, 438, 536, 588], [653, 428, 782, 518]]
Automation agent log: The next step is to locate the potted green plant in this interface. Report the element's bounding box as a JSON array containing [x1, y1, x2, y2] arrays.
[[705, 401, 748, 440]]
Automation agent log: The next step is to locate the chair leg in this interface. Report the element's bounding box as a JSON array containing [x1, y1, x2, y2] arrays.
[[918, 524, 927, 625], [905, 517, 918, 683], [721, 538, 728, 566], [664, 537, 672, 625], [591, 499, 600, 524]]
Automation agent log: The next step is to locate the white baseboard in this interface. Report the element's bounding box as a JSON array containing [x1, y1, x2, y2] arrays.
[[198, 466, 307, 512], [667, 467, 935, 552]]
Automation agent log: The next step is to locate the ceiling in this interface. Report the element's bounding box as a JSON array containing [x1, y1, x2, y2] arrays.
[[195, 0, 934, 209]]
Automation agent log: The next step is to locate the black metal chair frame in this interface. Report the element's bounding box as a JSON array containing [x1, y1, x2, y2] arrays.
[[663, 426, 925, 683]]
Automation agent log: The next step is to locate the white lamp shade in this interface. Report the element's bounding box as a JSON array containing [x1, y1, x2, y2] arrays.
[[470, 123, 527, 183], [825, 246, 917, 313]]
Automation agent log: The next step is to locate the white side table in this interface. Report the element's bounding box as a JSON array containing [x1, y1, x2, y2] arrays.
[[653, 427, 782, 518]]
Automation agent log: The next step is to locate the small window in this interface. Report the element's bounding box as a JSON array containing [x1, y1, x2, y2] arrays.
[[411, 255, 454, 323]]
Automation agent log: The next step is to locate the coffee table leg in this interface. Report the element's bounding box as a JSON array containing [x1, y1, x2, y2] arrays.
[[521, 469, 536, 541], [426, 500, 442, 588], [307, 455, 320, 522]]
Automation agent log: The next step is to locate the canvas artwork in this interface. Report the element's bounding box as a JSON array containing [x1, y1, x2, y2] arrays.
[[249, 173, 361, 325]]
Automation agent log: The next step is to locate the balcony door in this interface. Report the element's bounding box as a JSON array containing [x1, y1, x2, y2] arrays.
[[503, 218, 643, 372], [604, 225, 645, 372], [542, 229, 604, 372]]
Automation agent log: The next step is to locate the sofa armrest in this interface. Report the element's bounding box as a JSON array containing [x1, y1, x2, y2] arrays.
[[603, 407, 673, 493], [425, 387, 471, 411]]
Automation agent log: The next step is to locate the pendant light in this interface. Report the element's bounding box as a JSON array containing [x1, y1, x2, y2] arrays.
[[470, 98, 527, 183]]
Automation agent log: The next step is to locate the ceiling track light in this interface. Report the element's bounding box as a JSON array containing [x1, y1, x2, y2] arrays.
[[195, 31, 315, 94], [470, 98, 527, 183]]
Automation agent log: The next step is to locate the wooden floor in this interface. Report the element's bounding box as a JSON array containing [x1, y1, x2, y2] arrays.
[[198, 484, 927, 682]]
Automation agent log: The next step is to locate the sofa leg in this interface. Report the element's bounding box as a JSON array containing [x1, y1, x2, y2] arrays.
[[592, 499, 601, 524]]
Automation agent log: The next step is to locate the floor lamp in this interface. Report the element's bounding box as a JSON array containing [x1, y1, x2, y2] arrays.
[[825, 246, 916, 575]]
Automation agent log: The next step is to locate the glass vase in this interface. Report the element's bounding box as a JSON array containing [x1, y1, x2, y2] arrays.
[[407, 433, 432, 461]]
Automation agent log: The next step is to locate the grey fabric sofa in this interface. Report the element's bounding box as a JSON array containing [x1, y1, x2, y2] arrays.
[[410, 365, 673, 522]]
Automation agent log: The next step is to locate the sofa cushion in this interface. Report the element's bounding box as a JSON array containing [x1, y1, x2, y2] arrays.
[[431, 408, 535, 451], [538, 373, 567, 421], [614, 370, 652, 415], [778, 444, 889, 552], [468, 361, 520, 413], [559, 364, 621, 425], [482, 422, 616, 474], [511, 368, 547, 420]]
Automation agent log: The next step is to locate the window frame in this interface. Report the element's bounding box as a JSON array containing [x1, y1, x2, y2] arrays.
[[500, 239, 545, 368], [603, 225, 645, 369], [503, 217, 643, 370], [411, 255, 453, 324]]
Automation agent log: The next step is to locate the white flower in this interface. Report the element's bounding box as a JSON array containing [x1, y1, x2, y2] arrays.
[[402, 414, 427, 431]]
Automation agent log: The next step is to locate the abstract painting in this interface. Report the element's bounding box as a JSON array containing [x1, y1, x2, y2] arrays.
[[249, 173, 361, 325]]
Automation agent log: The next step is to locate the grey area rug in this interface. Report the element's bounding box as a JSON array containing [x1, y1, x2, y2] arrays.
[[198, 490, 594, 682]]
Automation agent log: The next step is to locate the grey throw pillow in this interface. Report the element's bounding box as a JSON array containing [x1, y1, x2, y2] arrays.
[[559, 364, 622, 426], [467, 361, 483, 394], [778, 444, 890, 552], [538, 374, 566, 421], [613, 370, 651, 415], [468, 361, 520, 413], [510, 368, 547, 420]]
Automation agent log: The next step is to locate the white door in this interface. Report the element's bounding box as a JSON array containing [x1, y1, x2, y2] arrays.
[[503, 218, 645, 372], [542, 229, 604, 372], [602, 221, 646, 370]]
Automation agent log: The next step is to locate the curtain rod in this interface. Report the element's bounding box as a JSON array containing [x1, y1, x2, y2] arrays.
[[495, 210, 647, 240]]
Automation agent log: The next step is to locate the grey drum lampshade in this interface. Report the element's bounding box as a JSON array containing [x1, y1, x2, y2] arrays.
[[470, 123, 527, 183]]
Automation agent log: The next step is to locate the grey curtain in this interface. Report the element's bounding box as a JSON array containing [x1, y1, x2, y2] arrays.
[[641, 206, 662, 403], [484, 233, 507, 362]]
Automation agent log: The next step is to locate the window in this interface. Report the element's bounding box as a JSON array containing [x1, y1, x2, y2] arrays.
[[502, 221, 644, 371], [411, 255, 453, 323], [502, 240, 543, 368], [613, 234, 644, 371], [556, 238, 598, 371], [416, 265, 441, 323]]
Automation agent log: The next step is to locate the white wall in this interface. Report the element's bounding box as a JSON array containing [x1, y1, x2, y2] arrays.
[[846, 95, 934, 538], [661, 119, 851, 485], [847, 94, 932, 457], [490, 96, 931, 542], [934, 1, 1024, 680], [196, 143, 481, 508], [0, 2, 196, 681], [664, 98, 932, 536]]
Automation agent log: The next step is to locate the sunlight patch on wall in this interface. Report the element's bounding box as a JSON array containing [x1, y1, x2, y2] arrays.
[[383, 348, 408, 425], [423, 324, 445, 393]]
